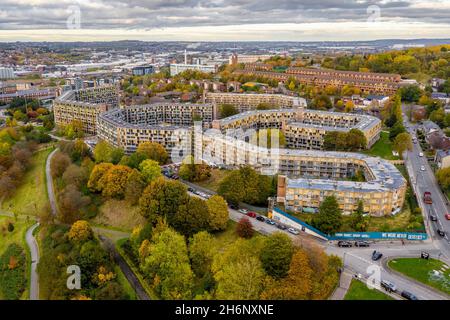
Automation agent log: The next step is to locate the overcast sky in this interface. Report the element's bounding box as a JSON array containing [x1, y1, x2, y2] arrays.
[[0, 0, 449, 41]]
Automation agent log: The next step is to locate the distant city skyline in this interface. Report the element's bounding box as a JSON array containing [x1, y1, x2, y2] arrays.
[[0, 0, 449, 41]]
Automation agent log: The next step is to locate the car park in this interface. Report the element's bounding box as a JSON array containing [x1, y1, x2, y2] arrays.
[[354, 241, 370, 247], [246, 211, 257, 218], [381, 280, 397, 293], [371, 250, 383, 261], [288, 228, 299, 235], [256, 215, 265, 222], [401, 291, 418, 300], [238, 208, 248, 214], [337, 241, 352, 248]]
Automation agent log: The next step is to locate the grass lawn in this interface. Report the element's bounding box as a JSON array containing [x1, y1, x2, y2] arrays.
[[344, 279, 393, 300], [114, 266, 137, 300], [195, 169, 232, 192], [2, 147, 53, 216], [0, 216, 33, 300], [388, 258, 450, 295], [363, 131, 399, 160], [93, 199, 146, 232]]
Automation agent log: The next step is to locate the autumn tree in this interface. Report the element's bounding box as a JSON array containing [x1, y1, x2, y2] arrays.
[[51, 152, 71, 178], [87, 163, 113, 192], [137, 142, 168, 164], [260, 232, 294, 279], [68, 220, 93, 242], [138, 177, 188, 223], [436, 167, 450, 191], [62, 164, 88, 188], [205, 195, 229, 231], [261, 248, 313, 299], [58, 184, 91, 223], [124, 169, 146, 205], [236, 217, 254, 239], [217, 170, 245, 205], [98, 165, 133, 198], [312, 195, 343, 235], [178, 156, 211, 182]]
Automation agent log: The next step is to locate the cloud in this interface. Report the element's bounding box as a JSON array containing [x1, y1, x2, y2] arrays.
[[0, 0, 448, 40]]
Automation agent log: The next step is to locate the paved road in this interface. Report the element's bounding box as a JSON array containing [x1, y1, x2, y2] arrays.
[[98, 235, 150, 300], [25, 223, 40, 300], [402, 108, 450, 260], [46, 148, 58, 216]]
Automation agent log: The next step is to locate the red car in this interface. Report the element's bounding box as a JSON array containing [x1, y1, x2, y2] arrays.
[[246, 211, 257, 218], [445, 214, 450, 221]]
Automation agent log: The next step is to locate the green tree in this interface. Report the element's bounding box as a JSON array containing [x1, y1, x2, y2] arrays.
[[217, 170, 245, 205], [139, 159, 162, 183], [400, 85, 422, 102], [219, 104, 238, 118], [212, 238, 265, 299], [350, 200, 369, 232], [312, 195, 343, 235], [205, 195, 229, 231], [189, 231, 216, 278], [172, 197, 209, 237], [140, 228, 194, 299], [393, 132, 413, 158], [389, 122, 406, 141], [260, 232, 294, 279], [436, 167, 450, 190]]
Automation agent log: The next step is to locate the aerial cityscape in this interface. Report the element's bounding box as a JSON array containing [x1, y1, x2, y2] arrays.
[[0, 0, 450, 311]]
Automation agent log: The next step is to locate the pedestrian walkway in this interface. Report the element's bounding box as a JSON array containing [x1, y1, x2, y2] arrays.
[[330, 270, 353, 300]]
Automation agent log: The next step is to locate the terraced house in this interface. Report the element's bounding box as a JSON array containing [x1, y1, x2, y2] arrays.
[[235, 67, 401, 95]]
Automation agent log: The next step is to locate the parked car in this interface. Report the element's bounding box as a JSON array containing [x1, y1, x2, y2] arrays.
[[288, 228, 299, 235], [381, 280, 397, 293], [238, 208, 248, 214], [256, 215, 265, 222], [371, 250, 383, 261], [228, 203, 238, 210], [430, 214, 437, 221], [419, 152, 424, 157], [354, 241, 370, 247], [420, 165, 426, 171], [187, 187, 195, 193], [246, 211, 257, 218], [276, 223, 287, 230], [437, 229, 446, 237], [337, 241, 352, 248], [265, 218, 275, 225], [401, 291, 418, 300], [445, 214, 450, 220]]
